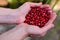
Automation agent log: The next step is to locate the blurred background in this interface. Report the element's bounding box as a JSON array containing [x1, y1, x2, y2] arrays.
[[0, 0, 60, 40]]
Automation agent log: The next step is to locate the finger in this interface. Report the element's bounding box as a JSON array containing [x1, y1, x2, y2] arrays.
[[50, 12, 57, 23], [28, 2, 42, 7], [42, 24, 54, 32], [43, 4, 57, 23], [45, 11, 57, 25], [30, 32, 46, 37], [43, 4, 51, 10], [28, 24, 54, 35], [40, 32, 46, 37], [43, 4, 50, 8], [28, 25, 42, 34], [51, 24, 55, 28]]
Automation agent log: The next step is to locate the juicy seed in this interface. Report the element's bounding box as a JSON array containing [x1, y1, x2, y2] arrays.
[[24, 6, 51, 28]]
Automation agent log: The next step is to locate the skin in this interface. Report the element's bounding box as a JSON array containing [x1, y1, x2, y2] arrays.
[[0, 8, 20, 23], [0, 2, 57, 40]]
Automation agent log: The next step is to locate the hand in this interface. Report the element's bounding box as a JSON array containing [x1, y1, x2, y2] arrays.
[[0, 23, 55, 40], [0, 2, 42, 23], [16, 2, 42, 23], [0, 23, 28, 40], [17, 2, 57, 37]]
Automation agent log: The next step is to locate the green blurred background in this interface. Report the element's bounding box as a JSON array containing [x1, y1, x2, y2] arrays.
[[0, 0, 60, 40]]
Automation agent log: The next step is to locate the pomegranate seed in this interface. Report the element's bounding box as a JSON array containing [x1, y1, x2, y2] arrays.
[[24, 6, 51, 28]]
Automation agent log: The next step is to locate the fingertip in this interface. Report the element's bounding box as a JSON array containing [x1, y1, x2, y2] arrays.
[[40, 32, 46, 37], [42, 23, 54, 32], [51, 24, 54, 28], [43, 4, 50, 7], [53, 11, 57, 17]]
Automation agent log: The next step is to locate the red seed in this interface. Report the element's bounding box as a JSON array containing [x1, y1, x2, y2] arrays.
[[24, 6, 51, 28]]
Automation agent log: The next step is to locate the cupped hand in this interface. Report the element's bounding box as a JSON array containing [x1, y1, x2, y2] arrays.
[[16, 2, 42, 23], [0, 23, 28, 40], [17, 2, 57, 37]]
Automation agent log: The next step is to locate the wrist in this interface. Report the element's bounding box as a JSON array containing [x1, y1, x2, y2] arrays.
[[0, 8, 22, 23]]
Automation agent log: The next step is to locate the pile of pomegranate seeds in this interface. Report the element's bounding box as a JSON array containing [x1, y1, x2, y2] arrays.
[[24, 6, 51, 28]]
